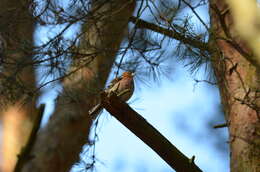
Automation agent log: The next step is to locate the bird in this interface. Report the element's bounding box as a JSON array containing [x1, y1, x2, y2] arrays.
[[89, 71, 135, 116]]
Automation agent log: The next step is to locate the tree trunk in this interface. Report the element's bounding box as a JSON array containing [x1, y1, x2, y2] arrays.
[[209, 1, 260, 171], [22, 1, 136, 171], [0, 0, 37, 172]]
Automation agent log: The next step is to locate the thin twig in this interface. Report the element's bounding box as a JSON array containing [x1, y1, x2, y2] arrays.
[[181, 0, 209, 31], [213, 123, 228, 129]]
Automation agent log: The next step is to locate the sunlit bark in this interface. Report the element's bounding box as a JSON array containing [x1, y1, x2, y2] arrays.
[[209, 1, 260, 171], [0, 0, 37, 172], [226, 0, 260, 68]]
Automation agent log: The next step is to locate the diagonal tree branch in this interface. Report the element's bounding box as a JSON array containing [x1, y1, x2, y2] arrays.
[[14, 104, 45, 172], [129, 16, 213, 53], [101, 92, 203, 172]]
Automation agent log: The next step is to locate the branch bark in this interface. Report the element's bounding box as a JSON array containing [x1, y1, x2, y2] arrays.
[[14, 104, 45, 172], [101, 92, 202, 172], [129, 16, 212, 53]]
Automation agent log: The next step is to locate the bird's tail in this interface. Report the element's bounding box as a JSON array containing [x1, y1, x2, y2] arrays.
[[89, 103, 103, 116]]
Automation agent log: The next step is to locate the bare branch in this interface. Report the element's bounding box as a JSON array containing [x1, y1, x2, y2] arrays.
[[14, 104, 45, 172], [101, 92, 203, 172]]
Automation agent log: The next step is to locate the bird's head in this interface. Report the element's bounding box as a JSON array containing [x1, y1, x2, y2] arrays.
[[122, 71, 134, 78]]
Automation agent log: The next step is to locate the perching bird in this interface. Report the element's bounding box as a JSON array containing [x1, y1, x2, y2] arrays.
[[89, 71, 135, 116]]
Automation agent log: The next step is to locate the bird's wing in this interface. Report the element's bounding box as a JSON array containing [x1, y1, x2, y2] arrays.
[[107, 76, 122, 89]]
